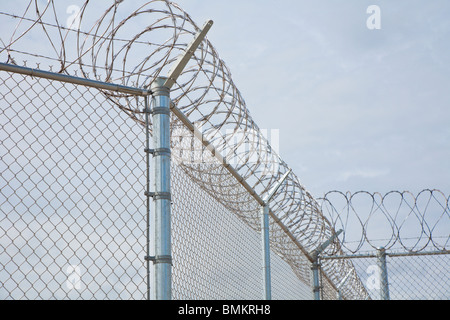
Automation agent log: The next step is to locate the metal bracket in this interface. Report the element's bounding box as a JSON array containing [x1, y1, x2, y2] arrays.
[[262, 169, 292, 204], [145, 255, 173, 266], [313, 286, 322, 293], [153, 148, 171, 157], [152, 107, 171, 116], [164, 20, 213, 89], [144, 191, 171, 200], [311, 229, 344, 260], [153, 192, 171, 201]]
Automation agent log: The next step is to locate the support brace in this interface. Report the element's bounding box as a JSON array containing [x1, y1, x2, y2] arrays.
[[263, 169, 292, 203], [260, 169, 292, 300], [164, 20, 214, 90], [310, 229, 343, 300], [336, 270, 353, 300]]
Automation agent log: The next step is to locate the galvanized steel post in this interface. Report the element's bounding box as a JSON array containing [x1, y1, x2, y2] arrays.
[[146, 20, 212, 300], [261, 204, 272, 300], [151, 77, 172, 300], [311, 259, 322, 300], [260, 170, 291, 300], [377, 247, 390, 300]]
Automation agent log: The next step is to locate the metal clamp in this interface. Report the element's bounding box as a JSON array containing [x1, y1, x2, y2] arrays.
[[145, 255, 173, 266], [152, 107, 170, 116], [153, 148, 171, 157], [144, 192, 171, 200], [153, 192, 171, 201]]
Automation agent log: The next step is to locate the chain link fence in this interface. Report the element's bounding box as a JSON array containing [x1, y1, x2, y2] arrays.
[[1, 0, 448, 300], [171, 164, 313, 300], [321, 252, 449, 300], [1, 68, 316, 300], [319, 190, 449, 300], [0, 72, 147, 299]]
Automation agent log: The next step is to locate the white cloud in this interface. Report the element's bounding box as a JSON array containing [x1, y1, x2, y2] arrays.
[[338, 168, 390, 182]]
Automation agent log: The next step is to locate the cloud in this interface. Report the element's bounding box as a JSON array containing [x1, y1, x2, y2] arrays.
[[338, 168, 390, 182]]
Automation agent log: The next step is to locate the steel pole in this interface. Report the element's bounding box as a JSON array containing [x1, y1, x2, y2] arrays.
[[144, 95, 152, 301], [310, 230, 343, 300], [151, 77, 172, 300], [377, 247, 390, 300], [261, 204, 271, 300], [312, 259, 321, 300], [259, 170, 290, 300]]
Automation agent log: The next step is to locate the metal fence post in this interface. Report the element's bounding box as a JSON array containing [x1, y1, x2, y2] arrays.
[[377, 247, 390, 300], [311, 258, 322, 300], [260, 170, 291, 300], [311, 229, 343, 300], [261, 204, 272, 300], [145, 20, 212, 300], [151, 77, 172, 300]]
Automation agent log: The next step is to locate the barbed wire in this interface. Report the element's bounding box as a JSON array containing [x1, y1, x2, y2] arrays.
[[0, 0, 340, 257], [319, 189, 449, 254]]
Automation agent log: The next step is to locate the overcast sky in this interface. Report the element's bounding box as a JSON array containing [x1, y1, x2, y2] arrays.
[[172, 0, 450, 197]]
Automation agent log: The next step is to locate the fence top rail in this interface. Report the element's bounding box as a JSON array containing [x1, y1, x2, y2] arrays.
[[321, 249, 450, 260], [0, 62, 151, 96]]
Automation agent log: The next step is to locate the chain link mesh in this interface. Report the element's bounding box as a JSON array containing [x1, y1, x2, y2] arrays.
[[317, 190, 449, 300], [172, 164, 314, 299], [321, 253, 449, 300], [386, 254, 449, 300], [1, 71, 316, 300], [0, 72, 147, 299]]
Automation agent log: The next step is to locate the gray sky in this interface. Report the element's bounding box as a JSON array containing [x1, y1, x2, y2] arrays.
[[173, 0, 450, 197]]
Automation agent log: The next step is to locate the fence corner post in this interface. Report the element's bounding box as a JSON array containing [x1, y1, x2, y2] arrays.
[[151, 77, 172, 300]]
